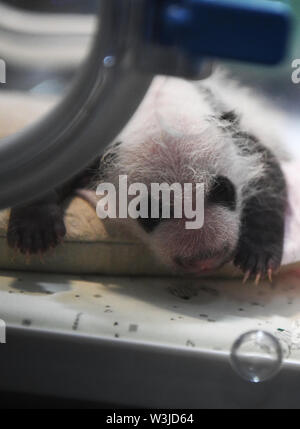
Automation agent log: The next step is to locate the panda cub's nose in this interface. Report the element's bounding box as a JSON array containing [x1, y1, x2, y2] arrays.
[[174, 256, 216, 272]]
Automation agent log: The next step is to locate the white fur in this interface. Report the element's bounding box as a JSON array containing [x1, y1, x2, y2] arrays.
[[93, 71, 289, 271]]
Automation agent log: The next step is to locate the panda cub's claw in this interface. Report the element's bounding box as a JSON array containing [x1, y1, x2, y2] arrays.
[[267, 268, 273, 283], [242, 270, 251, 284], [254, 272, 261, 286], [234, 247, 281, 285], [7, 203, 66, 256]]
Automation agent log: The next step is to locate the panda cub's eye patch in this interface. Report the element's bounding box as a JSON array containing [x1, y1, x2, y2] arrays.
[[208, 176, 236, 210], [137, 196, 162, 233], [137, 215, 162, 233], [137, 196, 175, 233]]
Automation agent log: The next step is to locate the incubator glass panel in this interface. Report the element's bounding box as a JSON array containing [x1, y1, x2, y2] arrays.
[[0, 0, 98, 137]]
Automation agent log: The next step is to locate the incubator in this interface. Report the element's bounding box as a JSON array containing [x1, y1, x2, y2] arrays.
[[0, 0, 298, 409]]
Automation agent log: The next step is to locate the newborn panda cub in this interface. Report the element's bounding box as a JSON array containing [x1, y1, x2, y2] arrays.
[[7, 72, 288, 283]]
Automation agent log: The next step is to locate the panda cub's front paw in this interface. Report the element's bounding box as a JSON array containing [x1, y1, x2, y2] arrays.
[[234, 240, 283, 284], [7, 203, 66, 255]]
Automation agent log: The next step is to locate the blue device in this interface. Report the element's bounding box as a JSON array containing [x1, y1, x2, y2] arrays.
[[150, 0, 291, 65]]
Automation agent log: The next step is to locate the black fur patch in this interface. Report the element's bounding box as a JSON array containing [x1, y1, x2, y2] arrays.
[[136, 196, 178, 233], [8, 194, 66, 254], [232, 131, 287, 276], [208, 90, 287, 276], [137, 216, 162, 233], [208, 176, 236, 210], [137, 196, 164, 233], [7, 156, 101, 254], [220, 110, 239, 124]]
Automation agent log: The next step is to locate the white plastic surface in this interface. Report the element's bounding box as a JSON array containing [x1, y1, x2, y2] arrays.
[[1, 269, 300, 362]]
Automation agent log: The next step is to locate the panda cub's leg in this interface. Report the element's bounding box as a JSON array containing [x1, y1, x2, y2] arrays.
[[7, 158, 99, 255], [7, 190, 67, 255], [233, 132, 287, 283]]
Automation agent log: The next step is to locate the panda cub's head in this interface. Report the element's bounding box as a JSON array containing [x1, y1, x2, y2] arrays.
[[100, 122, 261, 275], [97, 76, 265, 275]]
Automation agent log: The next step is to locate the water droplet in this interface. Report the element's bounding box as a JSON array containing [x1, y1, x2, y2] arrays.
[[103, 55, 116, 68], [230, 330, 282, 383]]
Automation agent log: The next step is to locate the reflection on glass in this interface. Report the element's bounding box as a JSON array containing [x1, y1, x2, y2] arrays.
[[0, 0, 98, 137], [230, 330, 283, 383]]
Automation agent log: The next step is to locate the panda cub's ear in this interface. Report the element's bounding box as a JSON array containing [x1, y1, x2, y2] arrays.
[[208, 175, 236, 211], [99, 141, 122, 178], [220, 110, 239, 126]]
